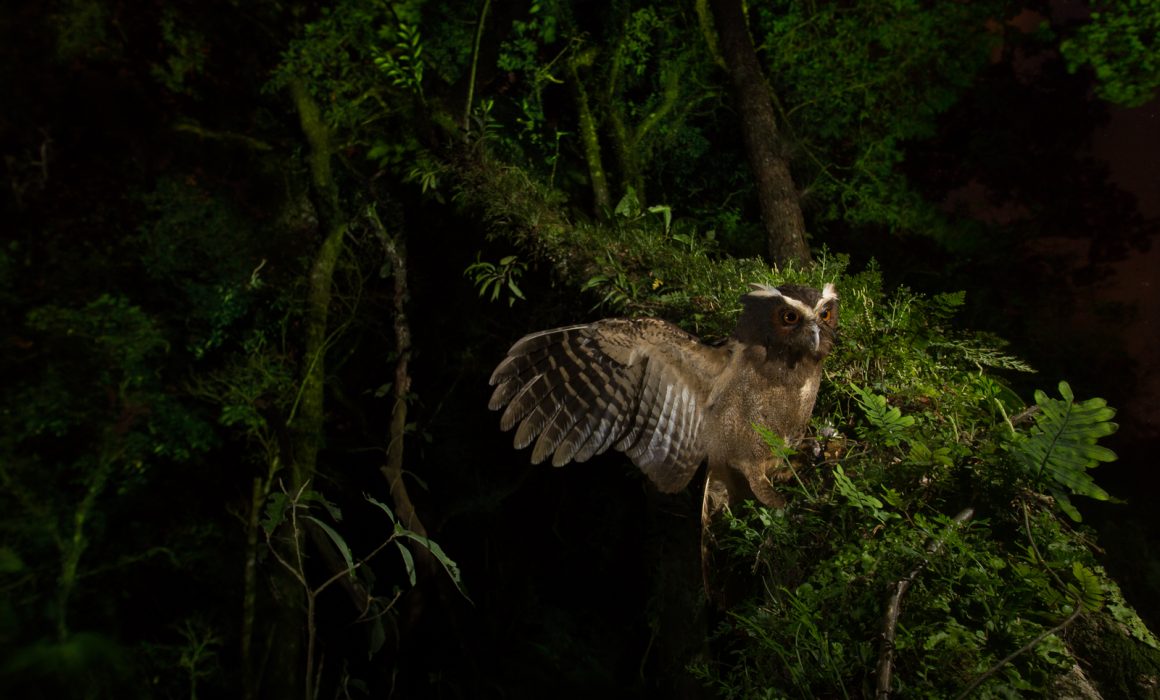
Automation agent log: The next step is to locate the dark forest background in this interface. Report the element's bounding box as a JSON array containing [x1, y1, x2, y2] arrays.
[[1, 0, 1158, 698]]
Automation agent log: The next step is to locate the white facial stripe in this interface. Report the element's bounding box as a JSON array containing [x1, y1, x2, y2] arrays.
[[781, 296, 813, 318], [748, 283, 836, 318]]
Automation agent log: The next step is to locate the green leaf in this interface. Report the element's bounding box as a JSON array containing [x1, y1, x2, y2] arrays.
[[396, 529, 471, 602], [614, 188, 641, 218], [364, 494, 397, 524], [304, 515, 355, 573], [394, 540, 416, 586], [832, 464, 898, 523], [302, 490, 343, 523], [261, 492, 289, 535], [1067, 561, 1105, 612], [648, 204, 672, 234]]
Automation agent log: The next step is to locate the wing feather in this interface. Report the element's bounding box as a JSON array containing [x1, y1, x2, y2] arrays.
[[489, 319, 728, 493]]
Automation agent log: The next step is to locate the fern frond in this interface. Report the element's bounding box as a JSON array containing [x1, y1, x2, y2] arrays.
[[931, 337, 1036, 373], [1009, 381, 1118, 521], [850, 383, 914, 447]]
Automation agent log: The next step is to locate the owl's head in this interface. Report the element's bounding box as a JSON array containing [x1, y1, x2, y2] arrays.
[[735, 283, 839, 360]]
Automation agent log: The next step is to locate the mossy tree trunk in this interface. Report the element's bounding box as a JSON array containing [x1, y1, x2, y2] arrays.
[[569, 48, 612, 215], [288, 77, 348, 490], [55, 440, 116, 642], [255, 77, 350, 700]]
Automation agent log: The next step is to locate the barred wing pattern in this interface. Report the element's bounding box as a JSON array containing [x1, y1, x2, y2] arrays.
[[488, 319, 727, 493]]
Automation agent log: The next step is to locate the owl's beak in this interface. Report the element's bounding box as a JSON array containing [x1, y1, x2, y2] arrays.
[[810, 323, 820, 352]]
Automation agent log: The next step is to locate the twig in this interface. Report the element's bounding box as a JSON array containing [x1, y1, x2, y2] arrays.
[[953, 602, 1084, 700], [876, 507, 975, 699], [1022, 499, 1070, 593]]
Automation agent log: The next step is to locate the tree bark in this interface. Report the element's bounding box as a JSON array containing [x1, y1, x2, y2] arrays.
[[709, 0, 811, 266]]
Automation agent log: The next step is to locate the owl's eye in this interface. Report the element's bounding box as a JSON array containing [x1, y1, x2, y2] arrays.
[[818, 307, 832, 322], [780, 309, 800, 325]]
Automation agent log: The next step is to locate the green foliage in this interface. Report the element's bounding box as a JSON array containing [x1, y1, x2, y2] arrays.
[[694, 266, 1130, 697], [491, 0, 575, 168], [269, 0, 433, 154], [261, 487, 469, 619], [755, 0, 1002, 236], [465, 254, 528, 306], [489, 0, 714, 207], [1, 292, 214, 674], [373, 20, 425, 98], [151, 7, 209, 95], [367, 495, 469, 599], [1106, 575, 1160, 650], [832, 464, 899, 525], [137, 177, 267, 359], [17, 295, 215, 462], [498, 0, 563, 75], [850, 383, 915, 447], [1007, 381, 1119, 522], [1060, 1, 1160, 108]]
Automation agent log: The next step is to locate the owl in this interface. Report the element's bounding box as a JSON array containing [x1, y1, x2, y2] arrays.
[[488, 283, 838, 531]]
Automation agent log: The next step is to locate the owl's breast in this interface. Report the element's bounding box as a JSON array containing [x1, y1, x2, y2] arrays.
[[704, 345, 822, 446]]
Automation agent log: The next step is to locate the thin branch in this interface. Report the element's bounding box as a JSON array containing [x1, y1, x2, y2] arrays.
[[1022, 499, 1059, 580], [876, 507, 974, 699], [173, 121, 274, 151], [313, 532, 400, 599], [953, 602, 1084, 700]]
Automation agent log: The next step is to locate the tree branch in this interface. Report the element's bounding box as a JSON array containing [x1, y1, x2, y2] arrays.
[[173, 121, 273, 151], [876, 507, 975, 699], [366, 206, 432, 553], [954, 603, 1085, 700]]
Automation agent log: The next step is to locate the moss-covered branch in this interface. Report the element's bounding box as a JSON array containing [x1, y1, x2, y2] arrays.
[[568, 48, 612, 213]]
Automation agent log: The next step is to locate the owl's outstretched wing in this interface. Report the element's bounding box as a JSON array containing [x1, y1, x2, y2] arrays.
[[488, 319, 729, 493]]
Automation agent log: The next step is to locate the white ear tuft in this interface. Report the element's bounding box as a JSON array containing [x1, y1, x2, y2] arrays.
[[746, 283, 782, 298], [821, 283, 838, 301]]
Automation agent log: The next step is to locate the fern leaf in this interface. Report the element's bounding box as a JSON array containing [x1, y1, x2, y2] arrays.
[[850, 383, 914, 447], [1067, 561, 1105, 612], [1009, 381, 1118, 521]]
